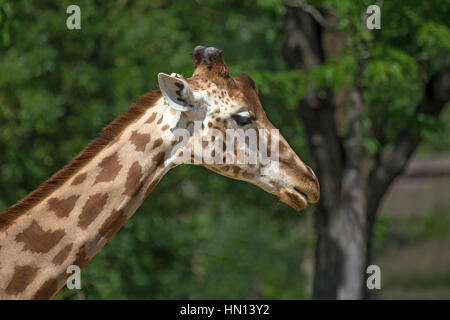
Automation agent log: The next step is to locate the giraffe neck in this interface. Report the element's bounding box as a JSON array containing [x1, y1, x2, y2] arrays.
[[0, 92, 180, 299]]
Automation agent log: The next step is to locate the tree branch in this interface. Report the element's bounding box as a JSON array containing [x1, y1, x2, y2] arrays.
[[286, 1, 330, 28], [367, 67, 450, 224]]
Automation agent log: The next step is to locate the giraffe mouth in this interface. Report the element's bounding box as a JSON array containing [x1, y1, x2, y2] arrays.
[[279, 187, 308, 211], [293, 186, 308, 203]]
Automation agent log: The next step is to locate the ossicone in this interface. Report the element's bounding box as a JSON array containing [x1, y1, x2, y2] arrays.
[[191, 45, 229, 77]]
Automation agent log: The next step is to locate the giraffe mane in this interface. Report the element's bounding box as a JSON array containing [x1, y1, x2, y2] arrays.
[[0, 90, 162, 231]]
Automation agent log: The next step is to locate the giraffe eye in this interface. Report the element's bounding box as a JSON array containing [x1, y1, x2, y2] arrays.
[[231, 112, 252, 126]]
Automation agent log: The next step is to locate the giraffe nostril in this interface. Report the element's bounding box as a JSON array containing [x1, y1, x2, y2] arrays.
[[307, 166, 316, 179]]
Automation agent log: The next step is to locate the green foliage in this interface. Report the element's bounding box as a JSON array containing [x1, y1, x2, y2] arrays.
[[419, 108, 450, 154], [363, 47, 422, 139], [311, 0, 450, 154], [420, 212, 450, 238], [372, 216, 391, 249]]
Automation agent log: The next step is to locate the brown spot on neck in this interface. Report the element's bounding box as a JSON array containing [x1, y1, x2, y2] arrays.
[[71, 172, 87, 185], [94, 152, 123, 184], [78, 193, 108, 230], [5, 265, 39, 296], [16, 220, 66, 254], [152, 138, 163, 149], [73, 245, 89, 269], [52, 244, 73, 265], [98, 209, 127, 241], [152, 151, 166, 165], [146, 112, 157, 124], [123, 162, 143, 196], [145, 179, 161, 198], [130, 130, 151, 152], [48, 195, 80, 218], [33, 278, 58, 300]]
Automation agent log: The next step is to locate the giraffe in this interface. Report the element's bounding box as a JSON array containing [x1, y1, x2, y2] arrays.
[[0, 46, 319, 299]]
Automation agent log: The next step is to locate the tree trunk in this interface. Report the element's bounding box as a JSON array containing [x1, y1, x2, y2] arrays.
[[310, 88, 369, 299], [282, 5, 369, 299], [282, 4, 450, 299], [313, 199, 368, 299]]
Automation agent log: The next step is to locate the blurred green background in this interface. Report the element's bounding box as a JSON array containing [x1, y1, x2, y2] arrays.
[[0, 0, 449, 299]]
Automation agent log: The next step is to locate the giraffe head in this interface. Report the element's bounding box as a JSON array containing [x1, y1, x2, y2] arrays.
[[159, 46, 319, 210]]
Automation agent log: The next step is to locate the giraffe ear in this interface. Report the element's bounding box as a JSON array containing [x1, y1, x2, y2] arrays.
[[158, 73, 203, 112]]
